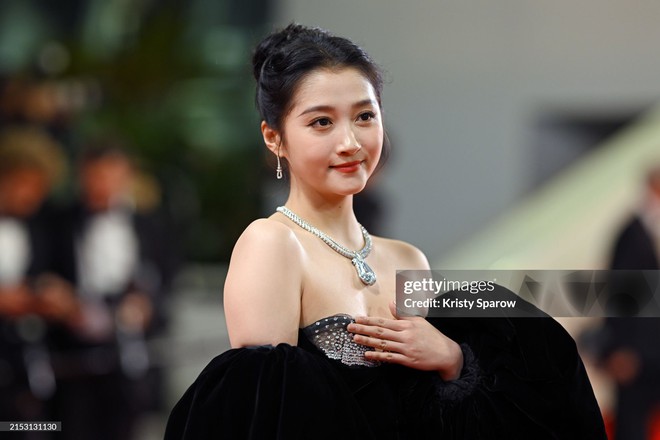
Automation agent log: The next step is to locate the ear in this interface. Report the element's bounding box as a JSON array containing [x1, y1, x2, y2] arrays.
[[261, 121, 283, 157]]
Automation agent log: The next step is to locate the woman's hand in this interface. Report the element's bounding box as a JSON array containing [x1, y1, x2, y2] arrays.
[[347, 302, 464, 381]]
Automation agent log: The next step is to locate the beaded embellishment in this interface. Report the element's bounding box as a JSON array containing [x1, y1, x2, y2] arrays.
[[302, 314, 380, 367]]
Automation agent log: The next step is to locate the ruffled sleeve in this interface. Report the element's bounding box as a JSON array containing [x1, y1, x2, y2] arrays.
[[165, 343, 378, 440], [431, 343, 482, 402], [425, 315, 607, 439]]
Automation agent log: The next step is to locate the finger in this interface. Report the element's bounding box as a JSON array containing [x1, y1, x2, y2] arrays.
[[364, 349, 408, 365], [348, 322, 403, 342], [353, 334, 404, 353], [353, 315, 405, 330]]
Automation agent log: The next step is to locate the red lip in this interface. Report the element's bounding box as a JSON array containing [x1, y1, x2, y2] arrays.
[[331, 161, 362, 173]]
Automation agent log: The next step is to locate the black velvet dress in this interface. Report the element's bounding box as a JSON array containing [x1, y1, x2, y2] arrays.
[[165, 308, 607, 439]]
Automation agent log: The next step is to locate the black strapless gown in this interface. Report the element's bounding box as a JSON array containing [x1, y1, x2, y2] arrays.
[[165, 312, 606, 439]]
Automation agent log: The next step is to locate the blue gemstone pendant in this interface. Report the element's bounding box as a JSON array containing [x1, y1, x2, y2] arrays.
[[352, 255, 376, 286]]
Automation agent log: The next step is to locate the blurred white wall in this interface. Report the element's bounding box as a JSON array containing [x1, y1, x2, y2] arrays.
[[273, 1, 660, 263], [436, 106, 660, 270]]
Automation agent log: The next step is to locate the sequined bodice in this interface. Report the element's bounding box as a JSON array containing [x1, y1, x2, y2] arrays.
[[301, 314, 379, 368]]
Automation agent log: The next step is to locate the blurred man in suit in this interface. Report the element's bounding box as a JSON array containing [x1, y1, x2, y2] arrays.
[[599, 165, 660, 440], [0, 127, 71, 436], [51, 139, 179, 440]]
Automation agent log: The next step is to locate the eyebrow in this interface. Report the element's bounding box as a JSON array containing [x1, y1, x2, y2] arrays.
[[297, 99, 377, 117]]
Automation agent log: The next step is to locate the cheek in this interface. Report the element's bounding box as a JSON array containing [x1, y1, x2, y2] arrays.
[[361, 127, 384, 156], [281, 149, 312, 177], [285, 133, 329, 166]]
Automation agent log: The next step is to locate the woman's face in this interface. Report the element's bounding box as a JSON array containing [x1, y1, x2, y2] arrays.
[[278, 67, 383, 199]]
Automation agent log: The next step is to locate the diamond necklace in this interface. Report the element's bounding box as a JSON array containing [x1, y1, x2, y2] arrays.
[[276, 206, 376, 285]]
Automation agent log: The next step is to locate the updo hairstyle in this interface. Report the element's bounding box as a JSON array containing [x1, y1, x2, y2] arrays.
[[252, 23, 384, 131]]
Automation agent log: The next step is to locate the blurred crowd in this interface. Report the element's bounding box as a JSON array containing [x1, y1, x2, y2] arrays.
[[0, 74, 180, 439]]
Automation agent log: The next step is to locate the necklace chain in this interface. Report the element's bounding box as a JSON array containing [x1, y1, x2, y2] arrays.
[[276, 206, 376, 285], [276, 206, 371, 259]]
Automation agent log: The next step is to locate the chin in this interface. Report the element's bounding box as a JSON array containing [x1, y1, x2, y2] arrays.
[[336, 183, 368, 197], [332, 174, 370, 191]]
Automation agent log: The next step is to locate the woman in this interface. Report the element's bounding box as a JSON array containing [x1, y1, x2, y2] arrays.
[[166, 24, 606, 439]]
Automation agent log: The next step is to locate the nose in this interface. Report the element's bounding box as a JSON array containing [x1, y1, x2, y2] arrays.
[[338, 124, 361, 156]]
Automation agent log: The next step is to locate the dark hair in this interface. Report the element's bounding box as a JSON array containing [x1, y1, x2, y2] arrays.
[[253, 23, 389, 171], [253, 24, 383, 130]]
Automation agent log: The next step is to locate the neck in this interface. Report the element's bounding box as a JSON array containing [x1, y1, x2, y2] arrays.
[[282, 190, 363, 249]]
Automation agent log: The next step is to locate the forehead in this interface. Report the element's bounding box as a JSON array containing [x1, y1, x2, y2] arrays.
[[289, 67, 378, 111]]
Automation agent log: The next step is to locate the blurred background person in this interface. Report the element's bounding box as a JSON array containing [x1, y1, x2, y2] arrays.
[[49, 139, 179, 440], [0, 126, 69, 436], [609, 166, 660, 270], [591, 165, 660, 440]]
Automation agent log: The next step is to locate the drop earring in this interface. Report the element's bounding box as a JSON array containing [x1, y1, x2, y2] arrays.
[[276, 146, 283, 179]]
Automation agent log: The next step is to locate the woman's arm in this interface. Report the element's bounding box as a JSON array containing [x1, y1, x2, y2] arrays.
[[223, 219, 303, 348]]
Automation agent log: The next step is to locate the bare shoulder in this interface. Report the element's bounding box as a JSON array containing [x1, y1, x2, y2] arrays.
[[232, 217, 303, 259], [239, 217, 298, 243], [372, 235, 430, 270], [225, 216, 305, 306]]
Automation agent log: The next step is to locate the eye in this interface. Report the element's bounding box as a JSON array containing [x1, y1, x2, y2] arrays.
[[357, 111, 376, 122], [310, 117, 332, 127]]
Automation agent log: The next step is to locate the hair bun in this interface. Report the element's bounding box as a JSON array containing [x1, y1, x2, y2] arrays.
[[252, 23, 318, 82]]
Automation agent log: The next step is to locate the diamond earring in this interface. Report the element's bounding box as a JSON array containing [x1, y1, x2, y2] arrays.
[[276, 145, 283, 179]]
